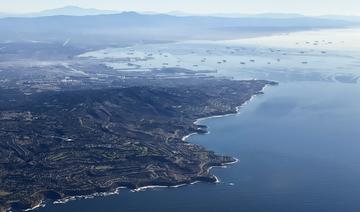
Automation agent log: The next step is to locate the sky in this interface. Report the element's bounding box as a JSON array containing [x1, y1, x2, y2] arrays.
[[0, 0, 360, 16]]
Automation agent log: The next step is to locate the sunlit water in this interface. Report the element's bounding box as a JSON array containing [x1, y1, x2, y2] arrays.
[[80, 28, 360, 83], [40, 28, 360, 212]]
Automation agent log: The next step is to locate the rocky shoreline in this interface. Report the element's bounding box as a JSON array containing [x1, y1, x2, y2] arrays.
[[20, 137, 239, 212], [0, 79, 277, 211]]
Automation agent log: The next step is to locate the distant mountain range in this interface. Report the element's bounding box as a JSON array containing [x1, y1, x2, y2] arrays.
[[1, 6, 360, 23], [0, 6, 119, 17], [0, 7, 359, 46], [164, 11, 306, 19]]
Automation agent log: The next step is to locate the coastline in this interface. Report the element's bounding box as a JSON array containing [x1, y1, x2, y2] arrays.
[[52, 187, 126, 205], [21, 83, 272, 212], [23, 201, 46, 212], [190, 84, 270, 132], [22, 158, 240, 211], [130, 156, 240, 192]]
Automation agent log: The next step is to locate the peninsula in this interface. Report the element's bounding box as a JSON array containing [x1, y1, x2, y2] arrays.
[[0, 78, 276, 211]]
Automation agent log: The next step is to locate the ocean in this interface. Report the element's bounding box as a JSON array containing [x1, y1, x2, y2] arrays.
[[39, 28, 360, 212]]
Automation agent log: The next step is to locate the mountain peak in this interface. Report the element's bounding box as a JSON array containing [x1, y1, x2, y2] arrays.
[[35, 6, 119, 16]]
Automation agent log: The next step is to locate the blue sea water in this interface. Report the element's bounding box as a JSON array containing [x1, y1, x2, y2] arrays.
[[39, 29, 360, 212]]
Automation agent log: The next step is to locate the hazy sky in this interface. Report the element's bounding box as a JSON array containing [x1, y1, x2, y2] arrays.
[[1, 0, 360, 15]]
